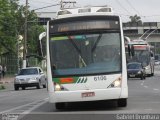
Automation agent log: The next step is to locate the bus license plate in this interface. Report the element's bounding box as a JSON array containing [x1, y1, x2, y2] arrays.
[[82, 92, 95, 98]]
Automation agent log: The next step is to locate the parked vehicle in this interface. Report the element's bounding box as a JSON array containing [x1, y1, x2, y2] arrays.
[[127, 62, 146, 80], [14, 67, 47, 90], [154, 60, 160, 65]]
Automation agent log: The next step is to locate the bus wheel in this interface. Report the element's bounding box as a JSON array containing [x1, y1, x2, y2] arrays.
[[117, 99, 127, 107], [55, 103, 66, 110]]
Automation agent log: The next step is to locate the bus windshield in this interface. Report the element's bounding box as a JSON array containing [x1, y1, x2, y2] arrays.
[[128, 50, 150, 66], [49, 32, 121, 76]]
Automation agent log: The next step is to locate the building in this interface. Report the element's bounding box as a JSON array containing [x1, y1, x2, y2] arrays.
[[36, 12, 56, 25], [35, 12, 160, 55]]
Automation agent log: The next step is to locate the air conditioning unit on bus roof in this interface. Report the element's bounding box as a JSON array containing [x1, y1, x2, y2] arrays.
[[56, 6, 114, 18]]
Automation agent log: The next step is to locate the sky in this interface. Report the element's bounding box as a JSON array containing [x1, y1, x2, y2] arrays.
[[19, 0, 160, 22]]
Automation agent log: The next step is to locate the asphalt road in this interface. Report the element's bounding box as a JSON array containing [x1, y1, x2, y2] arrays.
[[1, 66, 160, 120], [33, 66, 160, 114]]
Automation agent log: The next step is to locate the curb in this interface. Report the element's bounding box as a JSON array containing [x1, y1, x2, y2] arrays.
[[0, 77, 14, 84]]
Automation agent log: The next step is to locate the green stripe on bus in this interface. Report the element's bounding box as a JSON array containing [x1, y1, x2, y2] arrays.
[[80, 78, 85, 83], [53, 77, 88, 84], [84, 78, 87, 83], [53, 77, 79, 84], [77, 78, 81, 83]]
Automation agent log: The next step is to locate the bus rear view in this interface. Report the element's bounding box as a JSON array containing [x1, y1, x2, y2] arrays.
[[47, 6, 128, 110]]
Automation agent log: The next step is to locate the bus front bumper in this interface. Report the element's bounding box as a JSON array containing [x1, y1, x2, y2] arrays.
[[145, 68, 151, 75], [48, 88, 128, 103]]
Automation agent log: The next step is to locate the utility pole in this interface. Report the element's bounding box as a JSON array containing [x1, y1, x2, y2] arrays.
[[60, 0, 76, 9], [23, 0, 28, 68], [60, 0, 63, 9]]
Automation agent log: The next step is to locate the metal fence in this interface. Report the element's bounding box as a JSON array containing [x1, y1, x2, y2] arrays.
[[0, 54, 46, 75], [0, 53, 18, 75]]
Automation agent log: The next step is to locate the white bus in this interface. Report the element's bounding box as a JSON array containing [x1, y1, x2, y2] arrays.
[[47, 6, 128, 109], [126, 39, 154, 76]]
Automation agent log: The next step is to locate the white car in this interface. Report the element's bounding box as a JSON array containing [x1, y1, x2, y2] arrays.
[[155, 60, 160, 65], [14, 67, 47, 90]]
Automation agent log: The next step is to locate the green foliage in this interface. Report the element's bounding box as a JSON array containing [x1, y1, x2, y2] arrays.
[[0, 0, 18, 54], [0, 0, 45, 56], [129, 14, 142, 24], [0, 84, 6, 90]]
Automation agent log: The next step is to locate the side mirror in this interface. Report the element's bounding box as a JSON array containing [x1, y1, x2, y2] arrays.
[[40, 72, 44, 74]]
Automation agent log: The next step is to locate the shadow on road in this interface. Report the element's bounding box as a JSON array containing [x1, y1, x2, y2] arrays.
[[54, 100, 124, 112]]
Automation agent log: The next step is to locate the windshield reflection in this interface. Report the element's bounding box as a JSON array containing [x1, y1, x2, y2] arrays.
[[50, 33, 121, 76], [18, 69, 38, 75]]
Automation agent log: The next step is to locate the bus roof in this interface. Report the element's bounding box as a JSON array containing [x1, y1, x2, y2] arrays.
[[129, 39, 148, 45], [56, 6, 114, 19]]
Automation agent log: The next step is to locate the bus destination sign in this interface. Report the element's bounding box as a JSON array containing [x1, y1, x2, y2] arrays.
[[50, 20, 120, 33]]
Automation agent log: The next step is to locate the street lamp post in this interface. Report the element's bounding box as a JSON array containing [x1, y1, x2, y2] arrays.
[[23, 0, 28, 68], [18, 35, 23, 71]]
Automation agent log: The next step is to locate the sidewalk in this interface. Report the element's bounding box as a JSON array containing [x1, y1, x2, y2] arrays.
[[0, 76, 14, 84]]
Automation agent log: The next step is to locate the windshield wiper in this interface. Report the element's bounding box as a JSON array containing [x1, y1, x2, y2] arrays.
[[91, 34, 102, 52], [68, 36, 87, 67]]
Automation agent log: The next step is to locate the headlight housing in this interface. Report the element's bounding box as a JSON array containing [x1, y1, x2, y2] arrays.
[[108, 76, 122, 88], [15, 78, 19, 82], [54, 83, 68, 91], [54, 83, 62, 91]]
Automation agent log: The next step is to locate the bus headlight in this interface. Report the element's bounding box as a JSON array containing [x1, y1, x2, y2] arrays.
[[54, 83, 67, 91], [108, 77, 122, 88], [54, 83, 62, 91]]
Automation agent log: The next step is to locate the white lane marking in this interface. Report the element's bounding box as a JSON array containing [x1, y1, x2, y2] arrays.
[[17, 99, 48, 120], [144, 86, 148, 88], [22, 98, 48, 114], [141, 81, 144, 86], [0, 98, 48, 114], [153, 88, 159, 91]]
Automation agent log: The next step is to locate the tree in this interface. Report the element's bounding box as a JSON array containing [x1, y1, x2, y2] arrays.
[[0, 0, 45, 56], [0, 0, 19, 54], [129, 14, 142, 24]]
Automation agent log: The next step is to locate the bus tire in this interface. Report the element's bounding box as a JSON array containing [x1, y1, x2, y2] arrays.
[[55, 103, 66, 110], [117, 99, 127, 107]]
